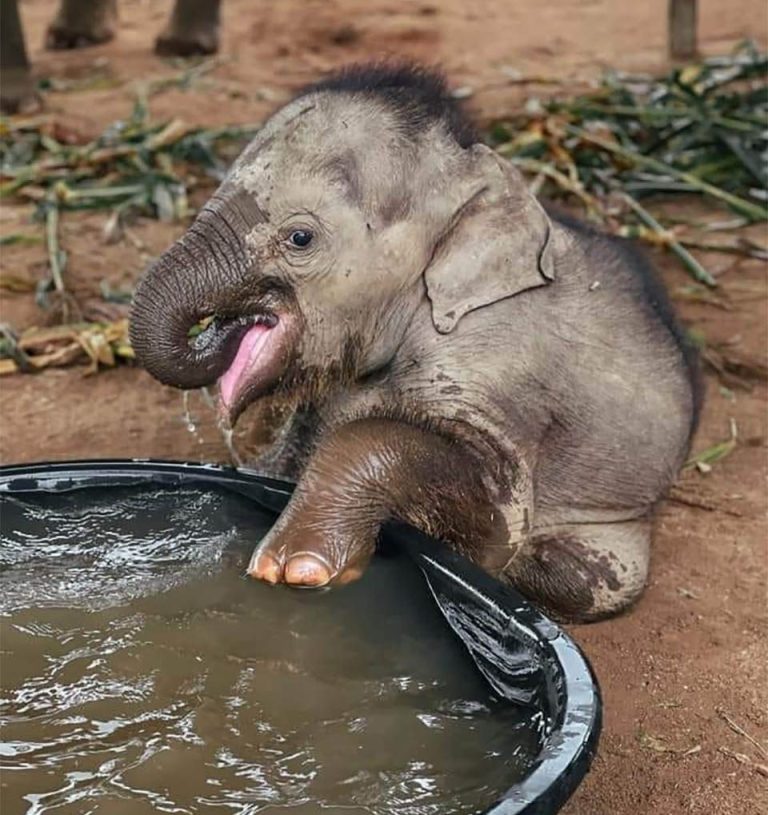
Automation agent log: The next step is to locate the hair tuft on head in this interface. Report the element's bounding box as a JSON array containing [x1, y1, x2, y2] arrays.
[[297, 61, 479, 148]]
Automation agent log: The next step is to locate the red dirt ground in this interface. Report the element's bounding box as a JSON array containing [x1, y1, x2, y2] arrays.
[[1, 2, 767, 813]]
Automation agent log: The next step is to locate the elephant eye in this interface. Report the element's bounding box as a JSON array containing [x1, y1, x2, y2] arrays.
[[288, 229, 313, 249]]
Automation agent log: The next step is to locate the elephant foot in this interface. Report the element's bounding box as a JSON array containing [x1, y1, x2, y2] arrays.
[[45, 0, 117, 50], [248, 527, 373, 588], [45, 23, 114, 50], [154, 28, 219, 58], [245, 417, 509, 590], [154, 0, 221, 58], [506, 517, 652, 623], [0, 67, 41, 114]]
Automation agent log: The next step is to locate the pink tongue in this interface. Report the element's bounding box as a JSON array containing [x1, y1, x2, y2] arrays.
[[218, 325, 271, 409]]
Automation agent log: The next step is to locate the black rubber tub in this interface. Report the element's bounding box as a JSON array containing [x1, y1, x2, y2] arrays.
[[0, 459, 601, 815]]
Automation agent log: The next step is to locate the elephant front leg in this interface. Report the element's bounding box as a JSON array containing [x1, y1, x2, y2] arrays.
[[46, 0, 117, 50], [247, 417, 510, 588]]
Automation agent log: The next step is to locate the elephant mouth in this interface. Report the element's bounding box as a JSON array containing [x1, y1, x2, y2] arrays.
[[211, 311, 292, 422]]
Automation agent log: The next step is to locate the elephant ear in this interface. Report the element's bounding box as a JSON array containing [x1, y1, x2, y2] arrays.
[[424, 145, 555, 334]]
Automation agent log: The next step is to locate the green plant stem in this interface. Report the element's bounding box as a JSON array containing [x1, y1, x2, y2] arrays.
[[679, 238, 767, 260], [621, 193, 718, 287], [44, 204, 66, 296]]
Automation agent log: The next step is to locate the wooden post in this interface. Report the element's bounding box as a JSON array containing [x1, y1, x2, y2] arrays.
[[668, 0, 698, 60]]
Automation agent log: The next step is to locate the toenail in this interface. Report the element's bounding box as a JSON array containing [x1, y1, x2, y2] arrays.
[[247, 551, 282, 584], [284, 553, 333, 587], [337, 567, 364, 585]]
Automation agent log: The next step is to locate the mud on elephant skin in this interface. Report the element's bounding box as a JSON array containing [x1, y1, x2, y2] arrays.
[[130, 63, 702, 622], [0, 0, 220, 113]]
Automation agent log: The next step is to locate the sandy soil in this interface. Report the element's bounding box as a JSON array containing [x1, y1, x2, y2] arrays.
[[2, 1, 767, 813]]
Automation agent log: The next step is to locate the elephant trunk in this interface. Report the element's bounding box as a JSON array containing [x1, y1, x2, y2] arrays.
[[130, 268, 248, 390], [129, 193, 261, 390]]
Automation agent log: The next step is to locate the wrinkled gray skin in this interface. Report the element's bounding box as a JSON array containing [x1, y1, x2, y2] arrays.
[[130, 73, 699, 622], [0, 0, 220, 113]]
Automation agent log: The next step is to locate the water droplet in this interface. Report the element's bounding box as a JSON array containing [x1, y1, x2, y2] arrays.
[[182, 391, 197, 435]]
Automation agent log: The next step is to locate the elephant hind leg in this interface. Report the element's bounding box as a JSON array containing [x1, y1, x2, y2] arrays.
[[0, 0, 40, 114], [154, 0, 220, 57], [505, 518, 652, 623], [46, 0, 117, 50]]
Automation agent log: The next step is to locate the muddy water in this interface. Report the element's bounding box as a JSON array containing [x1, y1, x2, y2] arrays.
[[0, 486, 540, 815]]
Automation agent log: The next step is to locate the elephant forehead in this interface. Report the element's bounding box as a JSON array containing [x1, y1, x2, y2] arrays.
[[228, 95, 406, 206]]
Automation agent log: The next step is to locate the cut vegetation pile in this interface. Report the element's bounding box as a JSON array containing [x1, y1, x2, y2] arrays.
[[1, 94, 253, 218], [1, 94, 256, 373], [492, 42, 767, 286]]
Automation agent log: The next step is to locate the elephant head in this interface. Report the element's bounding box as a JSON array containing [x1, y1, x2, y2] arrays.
[[130, 64, 553, 424]]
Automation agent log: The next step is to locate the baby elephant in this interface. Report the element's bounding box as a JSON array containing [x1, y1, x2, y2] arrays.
[[130, 64, 701, 622]]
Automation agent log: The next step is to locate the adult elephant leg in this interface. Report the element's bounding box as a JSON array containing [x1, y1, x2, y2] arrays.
[[0, 0, 38, 113], [155, 0, 220, 57], [46, 0, 117, 49], [506, 518, 652, 623], [248, 417, 513, 587]]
